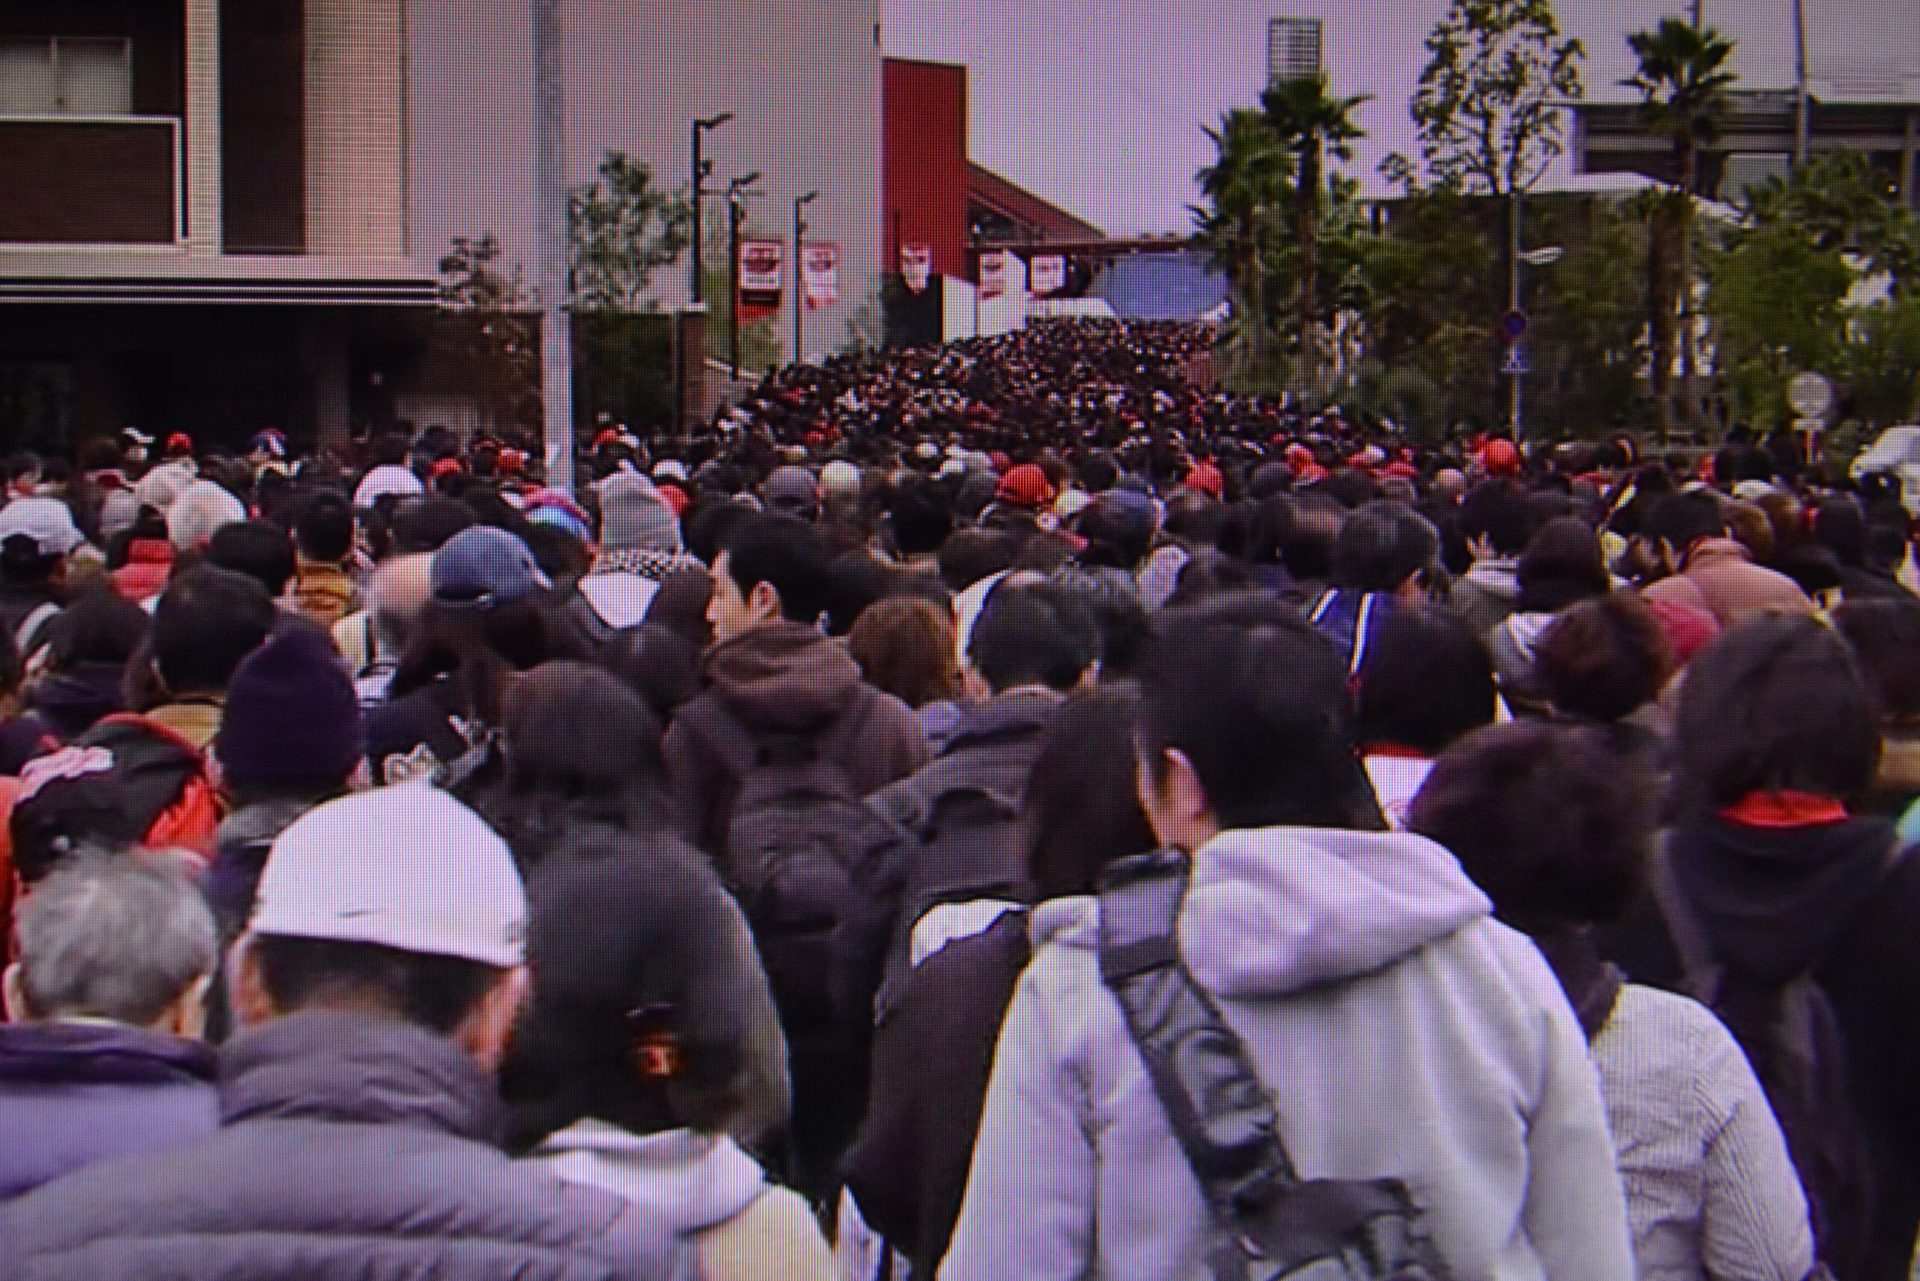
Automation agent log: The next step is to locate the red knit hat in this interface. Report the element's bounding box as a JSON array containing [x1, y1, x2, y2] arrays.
[[996, 463, 1055, 508], [1184, 462, 1225, 499], [1483, 439, 1521, 477]]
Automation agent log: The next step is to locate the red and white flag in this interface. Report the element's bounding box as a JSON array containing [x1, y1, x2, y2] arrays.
[[801, 242, 840, 310]]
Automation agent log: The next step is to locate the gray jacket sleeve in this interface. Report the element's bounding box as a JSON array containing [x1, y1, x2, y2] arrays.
[[937, 965, 1096, 1281]]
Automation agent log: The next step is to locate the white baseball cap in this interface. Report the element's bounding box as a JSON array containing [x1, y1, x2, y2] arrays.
[[0, 497, 83, 557], [250, 782, 527, 967]]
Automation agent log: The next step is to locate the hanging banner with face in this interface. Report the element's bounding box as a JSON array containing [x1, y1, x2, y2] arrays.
[[978, 249, 1008, 302], [738, 239, 784, 321], [801, 242, 840, 310], [1029, 253, 1066, 295], [900, 243, 932, 294]]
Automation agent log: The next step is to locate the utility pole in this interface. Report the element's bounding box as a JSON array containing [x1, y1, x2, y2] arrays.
[[1507, 187, 1522, 437], [1791, 0, 1810, 169], [532, 0, 574, 493], [793, 190, 818, 365], [690, 113, 732, 305], [726, 172, 759, 379]]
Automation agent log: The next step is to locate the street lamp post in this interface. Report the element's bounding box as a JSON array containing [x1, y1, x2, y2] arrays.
[[690, 112, 733, 305], [793, 189, 818, 365], [1503, 187, 1563, 443], [726, 172, 760, 380], [532, 0, 574, 494]]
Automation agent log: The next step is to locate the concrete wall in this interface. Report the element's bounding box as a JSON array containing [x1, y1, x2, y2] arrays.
[[408, 0, 884, 363]]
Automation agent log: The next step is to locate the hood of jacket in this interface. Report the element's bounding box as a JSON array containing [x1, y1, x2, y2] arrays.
[[219, 1010, 504, 1143], [526, 1118, 766, 1235], [1033, 826, 1491, 1000], [0, 1020, 216, 1087], [1670, 814, 1900, 985], [1464, 558, 1521, 599], [882, 688, 1062, 824], [1681, 537, 1754, 571], [703, 621, 864, 734], [29, 662, 126, 737]]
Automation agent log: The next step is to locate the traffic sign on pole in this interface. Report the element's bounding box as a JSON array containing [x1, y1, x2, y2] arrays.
[[1500, 343, 1530, 376], [1497, 309, 1530, 344]]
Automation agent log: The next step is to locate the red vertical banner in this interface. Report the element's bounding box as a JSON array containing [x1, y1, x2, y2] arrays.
[[738, 239, 784, 321], [1029, 254, 1066, 295], [978, 249, 1008, 301], [900, 242, 932, 293], [801, 242, 841, 310]]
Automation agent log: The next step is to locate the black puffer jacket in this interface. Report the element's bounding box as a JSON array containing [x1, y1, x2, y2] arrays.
[[0, 1011, 691, 1281]]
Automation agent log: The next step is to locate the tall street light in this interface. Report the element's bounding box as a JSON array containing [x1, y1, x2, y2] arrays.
[[793, 189, 819, 364], [1504, 184, 1562, 442], [532, 0, 574, 494], [690, 112, 733, 305], [726, 171, 761, 379]]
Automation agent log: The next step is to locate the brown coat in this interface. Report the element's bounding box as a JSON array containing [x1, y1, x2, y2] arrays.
[[664, 621, 930, 857], [1642, 538, 1813, 631]]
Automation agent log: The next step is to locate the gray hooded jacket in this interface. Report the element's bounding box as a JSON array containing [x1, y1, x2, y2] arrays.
[[939, 826, 1634, 1281]]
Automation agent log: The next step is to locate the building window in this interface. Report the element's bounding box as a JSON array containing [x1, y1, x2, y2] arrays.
[[1268, 17, 1322, 85], [0, 37, 133, 117]]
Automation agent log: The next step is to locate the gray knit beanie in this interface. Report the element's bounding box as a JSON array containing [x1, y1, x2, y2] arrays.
[[598, 472, 683, 554]]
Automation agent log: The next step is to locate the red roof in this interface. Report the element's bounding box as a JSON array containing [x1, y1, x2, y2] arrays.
[[966, 163, 1103, 242]]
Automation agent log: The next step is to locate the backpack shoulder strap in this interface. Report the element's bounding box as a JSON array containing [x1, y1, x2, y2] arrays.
[[1648, 833, 1724, 1004], [1099, 851, 1299, 1226], [15, 601, 58, 654]]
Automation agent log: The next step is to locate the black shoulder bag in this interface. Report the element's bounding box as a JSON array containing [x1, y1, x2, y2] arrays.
[[1098, 850, 1453, 1281]]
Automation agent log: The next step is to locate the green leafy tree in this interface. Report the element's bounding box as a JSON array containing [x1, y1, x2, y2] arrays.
[[1346, 189, 1500, 432], [697, 211, 781, 376], [566, 152, 694, 431], [1742, 151, 1920, 297], [1261, 73, 1370, 397], [437, 233, 541, 432], [1529, 196, 1654, 435], [1391, 0, 1585, 197], [1622, 17, 1738, 434], [568, 152, 694, 311], [1707, 154, 1920, 430], [1192, 108, 1293, 374], [1851, 292, 1920, 426], [1705, 219, 1852, 426]]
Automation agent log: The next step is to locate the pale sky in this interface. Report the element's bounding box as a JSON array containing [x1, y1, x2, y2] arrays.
[[881, 0, 1919, 236]]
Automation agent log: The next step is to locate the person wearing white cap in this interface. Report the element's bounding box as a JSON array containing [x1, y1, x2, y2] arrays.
[[0, 782, 690, 1281], [0, 495, 86, 653]]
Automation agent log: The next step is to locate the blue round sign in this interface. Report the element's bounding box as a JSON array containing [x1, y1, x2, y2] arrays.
[[1497, 309, 1529, 343]]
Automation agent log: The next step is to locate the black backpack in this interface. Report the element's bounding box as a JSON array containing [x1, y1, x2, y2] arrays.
[[1650, 838, 1904, 1278], [683, 700, 911, 1043], [875, 782, 1028, 1017], [1100, 850, 1453, 1281]]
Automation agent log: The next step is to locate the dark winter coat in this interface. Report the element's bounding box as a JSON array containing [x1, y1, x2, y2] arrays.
[[664, 621, 929, 857], [26, 661, 127, 742], [0, 1011, 691, 1281], [0, 1021, 217, 1199], [841, 907, 1030, 1280], [1602, 814, 1920, 1281]]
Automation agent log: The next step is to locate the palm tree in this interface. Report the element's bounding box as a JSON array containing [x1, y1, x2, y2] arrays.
[[1262, 73, 1370, 397], [1192, 109, 1292, 373], [1622, 17, 1737, 435]]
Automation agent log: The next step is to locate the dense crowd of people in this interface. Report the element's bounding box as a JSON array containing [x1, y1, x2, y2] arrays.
[[0, 316, 1916, 1280]]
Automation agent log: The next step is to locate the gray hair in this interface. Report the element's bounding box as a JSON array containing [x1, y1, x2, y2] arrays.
[[14, 849, 217, 1025]]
